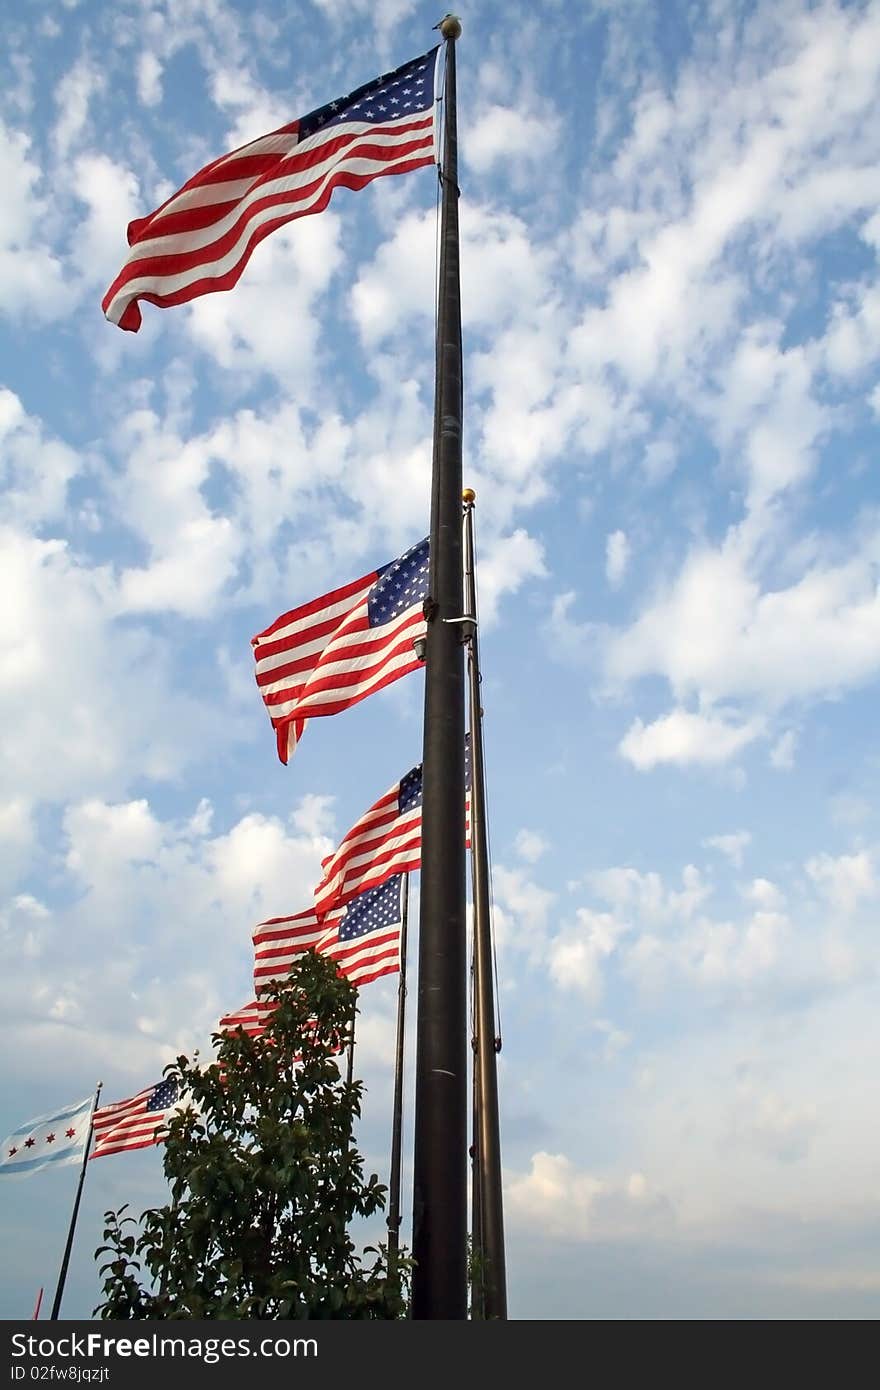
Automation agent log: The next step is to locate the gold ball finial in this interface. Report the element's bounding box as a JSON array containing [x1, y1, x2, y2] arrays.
[[439, 14, 462, 40], [462, 487, 476, 505]]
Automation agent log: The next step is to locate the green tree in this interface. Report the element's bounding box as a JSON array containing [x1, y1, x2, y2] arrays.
[[94, 951, 409, 1319]]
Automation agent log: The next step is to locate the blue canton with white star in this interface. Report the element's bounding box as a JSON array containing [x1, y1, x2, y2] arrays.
[[147, 1077, 179, 1112], [299, 48, 438, 140], [398, 765, 423, 814], [367, 537, 429, 627], [397, 738, 471, 815], [339, 875, 403, 942]]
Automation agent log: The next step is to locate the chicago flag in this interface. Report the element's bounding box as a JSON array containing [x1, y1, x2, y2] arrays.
[[0, 1096, 92, 1176]]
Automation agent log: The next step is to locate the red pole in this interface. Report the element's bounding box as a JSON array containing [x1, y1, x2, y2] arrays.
[[32, 1287, 43, 1320]]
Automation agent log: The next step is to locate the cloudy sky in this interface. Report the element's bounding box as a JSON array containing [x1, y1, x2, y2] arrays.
[[2, 0, 880, 1320]]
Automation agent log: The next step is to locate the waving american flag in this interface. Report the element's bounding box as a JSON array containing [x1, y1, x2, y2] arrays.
[[102, 48, 440, 332], [252, 538, 429, 763]]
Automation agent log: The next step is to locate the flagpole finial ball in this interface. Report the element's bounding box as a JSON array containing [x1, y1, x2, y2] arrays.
[[439, 14, 462, 39], [462, 487, 476, 505]]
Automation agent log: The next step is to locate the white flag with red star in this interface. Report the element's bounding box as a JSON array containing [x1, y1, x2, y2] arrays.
[[0, 1097, 92, 1177]]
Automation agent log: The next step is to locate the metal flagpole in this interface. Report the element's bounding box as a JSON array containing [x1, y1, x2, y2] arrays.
[[412, 13, 468, 1319], [346, 1009, 356, 1087], [470, 1019, 484, 1317], [50, 1080, 102, 1321], [463, 489, 507, 1318], [386, 873, 410, 1267]]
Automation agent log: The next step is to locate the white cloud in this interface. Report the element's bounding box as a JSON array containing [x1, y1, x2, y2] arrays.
[[593, 1019, 631, 1061], [548, 591, 599, 665], [0, 790, 334, 1097], [290, 794, 336, 839], [136, 51, 164, 107], [553, 860, 807, 1001], [0, 388, 81, 527], [704, 831, 752, 868], [0, 526, 207, 805], [353, 203, 558, 346], [626, 905, 790, 992], [105, 403, 244, 618], [805, 851, 876, 917], [821, 279, 880, 379], [466, 104, 560, 176], [507, 1151, 673, 1241], [514, 829, 548, 864], [570, 0, 880, 401], [729, 1086, 820, 1163], [71, 153, 143, 296], [184, 215, 344, 383], [0, 122, 66, 320], [120, 514, 240, 616], [102, 385, 426, 617], [605, 529, 630, 588], [53, 57, 104, 158], [0, 800, 35, 895], [492, 866, 555, 955], [548, 908, 625, 1006], [309, 0, 418, 37], [476, 528, 546, 626], [701, 326, 827, 510], [349, 208, 434, 347], [770, 730, 798, 770], [829, 794, 872, 828], [605, 527, 880, 717], [619, 708, 763, 770], [590, 863, 710, 925], [744, 877, 786, 912]]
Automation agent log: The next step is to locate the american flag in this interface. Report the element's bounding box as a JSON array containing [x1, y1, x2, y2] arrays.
[[91, 1077, 183, 1159], [102, 47, 440, 332], [252, 537, 429, 764], [217, 999, 346, 1059], [217, 998, 277, 1040], [253, 876, 405, 996], [314, 742, 472, 914], [252, 904, 331, 991]]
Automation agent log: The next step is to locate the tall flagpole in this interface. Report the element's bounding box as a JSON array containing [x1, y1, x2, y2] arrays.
[[346, 1008, 356, 1087], [412, 13, 467, 1319], [50, 1081, 102, 1321], [470, 1020, 484, 1317], [387, 873, 410, 1267], [463, 490, 508, 1319]]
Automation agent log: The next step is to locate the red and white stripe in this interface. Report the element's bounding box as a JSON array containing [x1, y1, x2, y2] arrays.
[[315, 776, 472, 915], [217, 998, 278, 1040], [217, 998, 348, 1064], [252, 905, 335, 994], [102, 79, 437, 332], [315, 778, 421, 915], [252, 568, 375, 764], [252, 573, 425, 764]]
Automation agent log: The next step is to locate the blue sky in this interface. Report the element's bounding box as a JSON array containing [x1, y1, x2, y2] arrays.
[[2, 0, 880, 1320]]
